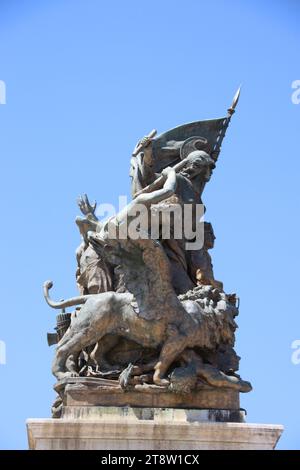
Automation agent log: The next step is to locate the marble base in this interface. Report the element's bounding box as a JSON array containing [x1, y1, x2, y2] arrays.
[[27, 407, 283, 450]]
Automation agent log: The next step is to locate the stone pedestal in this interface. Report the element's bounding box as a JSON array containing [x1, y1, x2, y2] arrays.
[[27, 407, 283, 450], [27, 378, 283, 450]]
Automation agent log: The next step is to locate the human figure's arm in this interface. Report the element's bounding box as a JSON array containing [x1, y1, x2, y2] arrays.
[[115, 167, 176, 227], [131, 137, 156, 197], [135, 166, 177, 207], [132, 132, 156, 162]]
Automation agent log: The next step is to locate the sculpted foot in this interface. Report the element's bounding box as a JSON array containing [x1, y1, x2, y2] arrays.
[[58, 371, 79, 379], [154, 377, 170, 386], [153, 365, 169, 386], [221, 373, 252, 392], [238, 380, 252, 393]]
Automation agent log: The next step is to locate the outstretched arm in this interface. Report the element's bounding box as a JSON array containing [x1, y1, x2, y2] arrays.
[[135, 167, 177, 207], [114, 167, 177, 227]]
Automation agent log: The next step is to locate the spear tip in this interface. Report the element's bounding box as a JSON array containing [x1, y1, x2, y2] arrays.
[[228, 85, 241, 116]]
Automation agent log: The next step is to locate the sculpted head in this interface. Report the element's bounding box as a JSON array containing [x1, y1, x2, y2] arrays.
[[204, 222, 216, 250], [181, 150, 215, 180]]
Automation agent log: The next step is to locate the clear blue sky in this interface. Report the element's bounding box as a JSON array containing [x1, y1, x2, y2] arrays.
[[0, 0, 299, 450]]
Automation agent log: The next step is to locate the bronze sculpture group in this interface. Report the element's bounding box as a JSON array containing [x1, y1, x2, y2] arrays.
[[45, 89, 252, 417]]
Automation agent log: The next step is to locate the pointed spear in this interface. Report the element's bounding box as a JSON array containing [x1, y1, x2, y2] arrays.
[[211, 86, 241, 161]]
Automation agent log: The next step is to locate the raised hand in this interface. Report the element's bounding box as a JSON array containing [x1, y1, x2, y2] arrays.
[[138, 135, 152, 148], [77, 194, 97, 216], [132, 129, 157, 157]]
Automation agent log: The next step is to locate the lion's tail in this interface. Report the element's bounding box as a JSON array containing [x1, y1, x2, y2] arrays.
[[43, 280, 91, 310]]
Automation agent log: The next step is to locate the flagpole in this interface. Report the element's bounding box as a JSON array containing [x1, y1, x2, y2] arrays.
[[211, 86, 241, 161]]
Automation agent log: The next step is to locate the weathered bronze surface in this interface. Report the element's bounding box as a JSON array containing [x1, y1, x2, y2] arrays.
[[58, 377, 240, 411], [45, 89, 251, 418]]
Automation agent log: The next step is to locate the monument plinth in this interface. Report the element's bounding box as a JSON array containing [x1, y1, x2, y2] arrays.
[[27, 408, 283, 450], [27, 89, 283, 450]]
